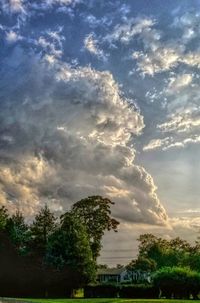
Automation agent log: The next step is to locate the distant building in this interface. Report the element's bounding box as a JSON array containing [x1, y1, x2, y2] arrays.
[[97, 267, 129, 283], [97, 267, 151, 284]]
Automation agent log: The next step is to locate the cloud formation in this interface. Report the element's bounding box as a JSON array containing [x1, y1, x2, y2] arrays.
[[104, 17, 155, 45], [84, 33, 106, 60], [0, 48, 167, 225], [1, 0, 26, 14], [1, 0, 200, 264]]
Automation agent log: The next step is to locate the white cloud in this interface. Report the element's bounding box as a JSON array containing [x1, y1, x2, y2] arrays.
[[3, 0, 25, 14], [36, 28, 65, 59], [30, 0, 81, 12], [105, 17, 155, 45], [129, 12, 200, 76], [0, 50, 168, 226], [84, 33, 106, 60], [133, 47, 181, 76], [46, 0, 80, 6], [158, 108, 200, 134], [134, 43, 200, 77], [144, 134, 200, 151], [6, 30, 22, 43], [173, 11, 200, 43], [8, 0, 24, 13], [143, 137, 171, 151], [166, 74, 193, 94], [171, 216, 200, 231]]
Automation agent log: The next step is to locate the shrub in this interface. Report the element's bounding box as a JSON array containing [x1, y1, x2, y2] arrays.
[[84, 284, 119, 298], [84, 284, 158, 298], [119, 284, 159, 298], [153, 266, 200, 299]]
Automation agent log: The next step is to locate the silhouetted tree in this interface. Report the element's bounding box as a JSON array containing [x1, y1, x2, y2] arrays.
[[137, 233, 193, 270], [47, 212, 96, 285], [7, 210, 30, 254], [70, 196, 119, 260], [30, 204, 57, 253], [0, 198, 120, 297], [127, 256, 156, 272], [0, 206, 9, 230]]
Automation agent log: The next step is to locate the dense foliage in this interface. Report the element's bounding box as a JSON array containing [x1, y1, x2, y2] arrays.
[[0, 195, 119, 297], [71, 196, 119, 260], [125, 233, 200, 299], [153, 267, 200, 299], [84, 284, 159, 298], [129, 233, 200, 272]]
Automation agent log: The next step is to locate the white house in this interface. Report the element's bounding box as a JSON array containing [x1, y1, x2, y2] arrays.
[[97, 267, 151, 284], [97, 267, 129, 284]]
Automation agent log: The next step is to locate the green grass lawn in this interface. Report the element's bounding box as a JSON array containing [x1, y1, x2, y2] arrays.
[[17, 299, 200, 303]]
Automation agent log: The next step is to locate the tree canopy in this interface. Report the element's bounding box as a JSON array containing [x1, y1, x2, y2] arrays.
[[47, 212, 96, 284], [30, 204, 57, 252], [70, 195, 120, 260], [132, 233, 200, 272], [0, 195, 119, 296]]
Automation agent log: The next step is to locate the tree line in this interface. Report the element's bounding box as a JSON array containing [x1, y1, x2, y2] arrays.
[[1, 195, 200, 299], [126, 233, 200, 299], [0, 195, 119, 297], [127, 233, 200, 273]]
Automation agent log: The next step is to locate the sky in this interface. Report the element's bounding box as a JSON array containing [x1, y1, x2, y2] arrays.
[[1, 0, 200, 265]]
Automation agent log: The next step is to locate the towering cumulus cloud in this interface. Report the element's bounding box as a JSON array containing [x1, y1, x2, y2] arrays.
[[0, 48, 167, 225]]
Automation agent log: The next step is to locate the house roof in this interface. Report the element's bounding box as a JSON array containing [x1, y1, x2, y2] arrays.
[[97, 267, 126, 276]]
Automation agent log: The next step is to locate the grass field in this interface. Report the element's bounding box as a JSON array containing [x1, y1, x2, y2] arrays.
[[19, 299, 200, 303]]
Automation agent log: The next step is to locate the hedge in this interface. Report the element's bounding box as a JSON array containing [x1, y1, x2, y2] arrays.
[[84, 284, 158, 298], [119, 284, 159, 298], [153, 266, 200, 299], [84, 285, 119, 298]]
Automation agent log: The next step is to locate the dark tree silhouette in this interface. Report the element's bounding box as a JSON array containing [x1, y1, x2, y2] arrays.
[[70, 195, 119, 260], [30, 204, 57, 252], [7, 210, 30, 253], [0, 206, 9, 229], [47, 212, 96, 284]]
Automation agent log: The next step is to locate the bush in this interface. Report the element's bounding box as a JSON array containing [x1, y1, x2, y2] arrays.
[[84, 284, 119, 298], [153, 266, 200, 299], [84, 284, 158, 298], [119, 284, 159, 298]]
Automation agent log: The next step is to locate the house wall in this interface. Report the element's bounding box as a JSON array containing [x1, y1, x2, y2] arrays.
[[97, 269, 151, 284]]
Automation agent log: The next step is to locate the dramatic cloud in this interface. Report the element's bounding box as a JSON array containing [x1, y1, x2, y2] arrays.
[[0, 48, 167, 225], [2, 0, 200, 263]]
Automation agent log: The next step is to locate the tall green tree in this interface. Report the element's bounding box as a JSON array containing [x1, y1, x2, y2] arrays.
[[137, 233, 193, 270], [7, 210, 30, 254], [47, 212, 96, 285], [69, 195, 120, 260], [0, 206, 9, 230], [127, 256, 156, 272], [30, 204, 57, 252]]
